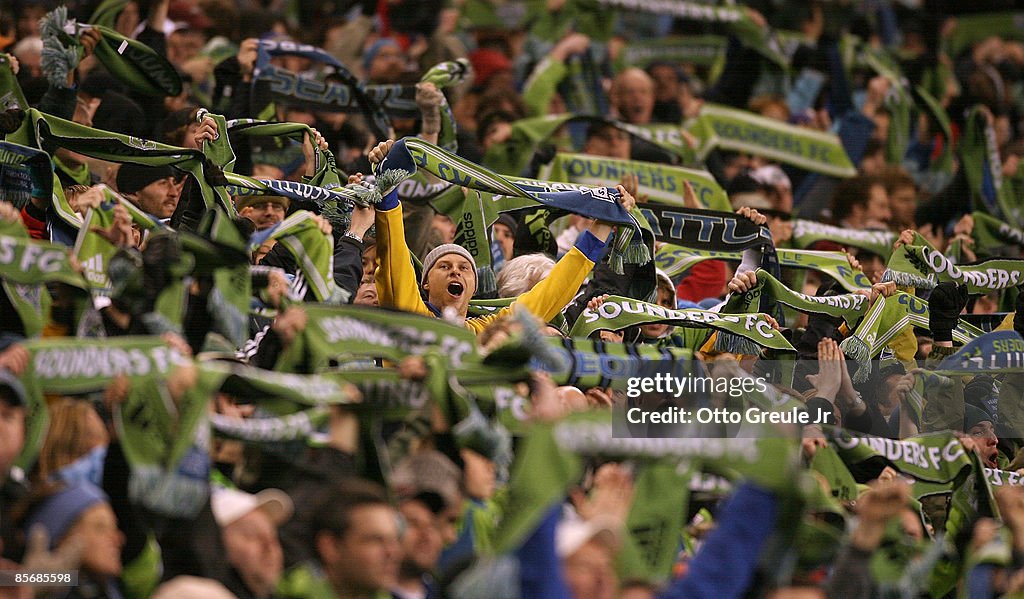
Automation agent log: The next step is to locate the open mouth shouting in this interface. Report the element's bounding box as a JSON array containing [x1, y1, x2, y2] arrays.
[[447, 281, 465, 297]]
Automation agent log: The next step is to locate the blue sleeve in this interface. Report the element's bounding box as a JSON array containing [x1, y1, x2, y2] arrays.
[[378, 189, 400, 211], [516, 504, 571, 599], [574, 230, 608, 263], [824, 37, 853, 120], [966, 564, 997, 599], [835, 111, 876, 168], [657, 484, 778, 599]]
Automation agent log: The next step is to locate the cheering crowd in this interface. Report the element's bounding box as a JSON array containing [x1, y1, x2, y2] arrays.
[[3, 0, 1024, 597]]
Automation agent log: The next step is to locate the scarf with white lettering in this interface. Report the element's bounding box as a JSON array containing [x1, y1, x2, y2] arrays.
[[483, 113, 698, 176], [689, 104, 857, 178], [568, 294, 794, 353], [615, 35, 727, 69], [251, 39, 392, 140], [884, 243, 1024, 294], [722, 269, 869, 326], [273, 303, 478, 373], [971, 211, 1024, 257], [18, 336, 189, 468], [929, 331, 1024, 376], [655, 245, 873, 292], [791, 219, 895, 259], [0, 219, 87, 337], [539, 152, 731, 210]]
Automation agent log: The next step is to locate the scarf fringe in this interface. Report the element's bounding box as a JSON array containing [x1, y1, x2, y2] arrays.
[[840, 335, 872, 384], [476, 265, 496, 297], [139, 312, 182, 336], [40, 7, 81, 90], [317, 200, 352, 232], [128, 463, 209, 519], [713, 332, 761, 356], [371, 168, 413, 203], [207, 286, 247, 346], [623, 239, 652, 265], [513, 309, 571, 372]]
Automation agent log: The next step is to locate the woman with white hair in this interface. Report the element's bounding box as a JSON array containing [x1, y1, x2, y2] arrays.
[[496, 253, 555, 298]]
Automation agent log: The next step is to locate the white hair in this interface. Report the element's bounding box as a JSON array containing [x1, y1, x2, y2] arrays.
[[497, 253, 555, 297], [12, 36, 43, 59]]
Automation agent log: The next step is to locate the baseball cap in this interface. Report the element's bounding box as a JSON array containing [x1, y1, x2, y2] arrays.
[[210, 487, 294, 528]]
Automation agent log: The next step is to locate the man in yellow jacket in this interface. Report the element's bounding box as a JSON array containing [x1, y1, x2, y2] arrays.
[[369, 140, 636, 334]]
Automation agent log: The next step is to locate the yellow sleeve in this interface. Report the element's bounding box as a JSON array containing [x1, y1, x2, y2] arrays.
[[374, 203, 432, 317]]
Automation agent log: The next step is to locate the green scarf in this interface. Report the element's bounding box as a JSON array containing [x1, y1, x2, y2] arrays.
[[0, 219, 86, 289], [6, 109, 235, 224], [840, 292, 984, 381], [614, 35, 727, 70], [914, 84, 954, 174], [945, 12, 1024, 57], [539, 152, 731, 211], [484, 113, 697, 176], [689, 103, 857, 178], [617, 463, 691, 582], [210, 407, 329, 443], [17, 336, 190, 468], [857, 45, 913, 165], [722, 269, 869, 326], [971, 211, 1024, 256], [655, 245, 873, 291], [74, 185, 163, 294], [829, 428, 973, 485], [593, 0, 794, 70], [568, 294, 794, 353], [40, 8, 181, 97], [192, 206, 253, 348], [885, 243, 1024, 293], [961, 105, 1020, 226], [451, 188, 497, 296], [810, 445, 860, 502], [419, 59, 471, 151], [0, 219, 87, 337], [263, 211, 347, 304], [88, 0, 128, 27], [791, 219, 895, 259], [116, 366, 217, 518], [550, 414, 799, 493], [275, 304, 477, 373], [0, 54, 29, 110], [222, 118, 344, 191]]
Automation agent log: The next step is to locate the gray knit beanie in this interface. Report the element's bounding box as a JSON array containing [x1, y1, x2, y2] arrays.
[[421, 244, 478, 287]]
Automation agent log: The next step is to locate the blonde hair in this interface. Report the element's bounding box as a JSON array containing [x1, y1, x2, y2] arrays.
[[496, 253, 555, 297], [35, 398, 108, 482]]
